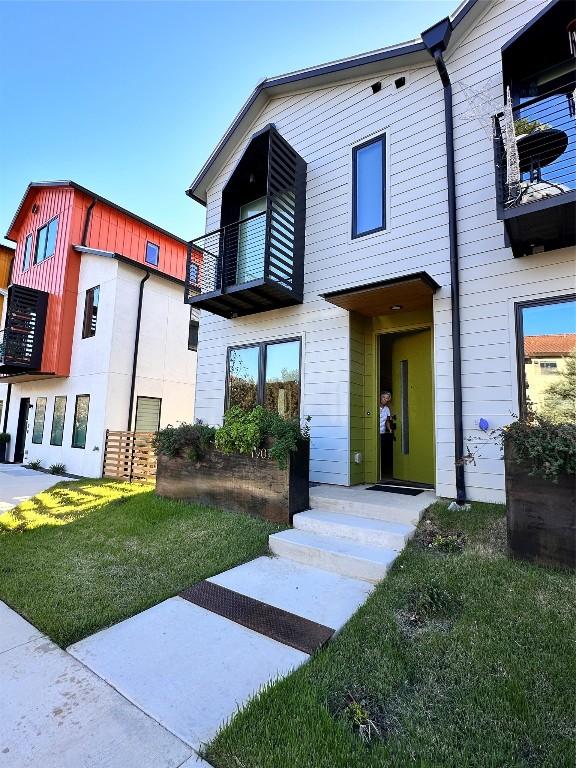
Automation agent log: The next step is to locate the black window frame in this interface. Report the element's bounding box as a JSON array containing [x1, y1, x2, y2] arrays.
[[50, 396, 67, 447], [31, 397, 47, 444], [82, 285, 100, 339], [134, 396, 162, 433], [145, 241, 160, 266], [34, 216, 59, 265], [71, 394, 90, 449], [22, 233, 33, 272], [188, 310, 199, 351], [514, 293, 576, 418], [351, 133, 387, 239], [225, 337, 302, 413]]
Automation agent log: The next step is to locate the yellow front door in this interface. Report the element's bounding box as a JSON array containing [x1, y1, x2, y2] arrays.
[[391, 329, 434, 484]]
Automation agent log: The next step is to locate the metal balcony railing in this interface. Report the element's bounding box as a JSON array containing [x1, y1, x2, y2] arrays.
[[495, 86, 576, 210], [0, 285, 48, 372]]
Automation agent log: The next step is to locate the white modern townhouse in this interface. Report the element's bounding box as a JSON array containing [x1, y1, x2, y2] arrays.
[[185, 0, 575, 504], [0, 181, 200, 477]]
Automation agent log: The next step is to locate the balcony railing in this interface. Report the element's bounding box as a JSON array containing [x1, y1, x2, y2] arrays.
[[0, 285, 48, 374], [186, 193, 304, 318], [494, 86, 576, 255]]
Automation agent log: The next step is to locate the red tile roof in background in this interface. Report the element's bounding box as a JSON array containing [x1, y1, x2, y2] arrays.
[[524, 334, 576, 357]]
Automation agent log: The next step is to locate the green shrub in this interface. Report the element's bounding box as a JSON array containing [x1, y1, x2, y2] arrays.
[[49, 463, 67, 475], [0, 432, 10, 445], [27, 459, 43, 470], [215, 406, 310, 469], [153, 421, 216, 461], [496, 413, 576, 482]]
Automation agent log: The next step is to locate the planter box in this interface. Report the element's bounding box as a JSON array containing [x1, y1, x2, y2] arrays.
[[505, 444, 575, 568], [156, 440, 309, 524]]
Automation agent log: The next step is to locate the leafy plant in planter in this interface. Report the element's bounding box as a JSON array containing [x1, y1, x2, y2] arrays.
[[494, 411, 576, 482], [153, 421, 216, 462], [215, 405, 310, 470]]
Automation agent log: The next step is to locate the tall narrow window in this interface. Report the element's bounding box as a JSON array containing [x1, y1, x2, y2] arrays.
[[227, 345, 260, 411], [352, 135, 386, 238], [72, 395, 90, 449], [22, 234, 33, 271], [50, 396, 67, 446], [0, 400, 3, 426], [34, 217, 59, 264], [82, 286, 100, 338], [134, 397, 162, 432], [32, 397, 47, 444], [516, 295, 576, 421], [264, 339, 301, 418], [188, 311, 199, 351], [145, 241, 159, 266]]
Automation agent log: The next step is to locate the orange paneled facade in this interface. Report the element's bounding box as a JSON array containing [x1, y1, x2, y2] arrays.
[[4, 182, 194, 379]]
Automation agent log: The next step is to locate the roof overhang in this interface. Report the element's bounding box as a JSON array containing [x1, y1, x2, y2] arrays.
[[186, 0, 482, 205], [73, 246, 185, 286], [322, 272, 440, 317]]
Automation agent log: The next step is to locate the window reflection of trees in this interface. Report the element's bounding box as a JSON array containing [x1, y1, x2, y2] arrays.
[[228, 350, 258, 410], [265, 367, 299, 418]]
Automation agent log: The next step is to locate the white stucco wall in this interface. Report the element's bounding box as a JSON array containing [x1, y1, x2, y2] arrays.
[[4, 255, 196, 476]]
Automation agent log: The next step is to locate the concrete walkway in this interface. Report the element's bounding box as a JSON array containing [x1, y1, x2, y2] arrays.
[[0, 601, 206, 767], [0, 464, 73, 514], [68, 484, 433, 756]]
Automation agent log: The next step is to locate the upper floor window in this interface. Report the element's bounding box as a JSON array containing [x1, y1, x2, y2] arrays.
[[34, 217, 58, 264], [352, 134, 386, 238], [82, 286, 100, 339], [145, 241, 159, 266], [22, 234, 33, 271]]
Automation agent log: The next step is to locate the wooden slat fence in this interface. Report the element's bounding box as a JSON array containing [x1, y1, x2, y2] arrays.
[[103, 430, 156, 481]]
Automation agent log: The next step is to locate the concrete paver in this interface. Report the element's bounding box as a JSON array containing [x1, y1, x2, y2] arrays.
[[69, 597, 307, 752], [0, 603, 194, 768]]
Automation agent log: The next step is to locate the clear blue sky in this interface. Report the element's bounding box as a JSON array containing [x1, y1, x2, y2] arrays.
[[0, 1, 456, 247]]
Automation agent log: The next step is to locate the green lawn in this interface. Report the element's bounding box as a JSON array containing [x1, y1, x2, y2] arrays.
[[206, 501, 576, 768], [0, 479, 283, 648]]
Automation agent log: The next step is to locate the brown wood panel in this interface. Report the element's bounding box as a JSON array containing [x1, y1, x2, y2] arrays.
[[103, 430, 156, 481]]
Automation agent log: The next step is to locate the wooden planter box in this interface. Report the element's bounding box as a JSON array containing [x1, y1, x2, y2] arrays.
[[505, 443, 575, 568], [156, 440, 309, 524]]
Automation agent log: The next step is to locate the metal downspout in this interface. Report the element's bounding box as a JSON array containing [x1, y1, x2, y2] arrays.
[[422, 18, 466, 503], [127, 271, 150, 431]]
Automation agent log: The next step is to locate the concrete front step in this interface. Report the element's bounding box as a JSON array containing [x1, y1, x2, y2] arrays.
[[269, 529, 399, 583], [309, 486, 435, 526], [293, 508, 414, 551]]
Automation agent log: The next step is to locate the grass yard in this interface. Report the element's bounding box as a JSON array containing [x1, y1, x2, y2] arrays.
[[206, 501, 576, 768], [0, 479, 283, 648]]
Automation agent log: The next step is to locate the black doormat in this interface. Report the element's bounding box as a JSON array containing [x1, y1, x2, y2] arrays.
[[366, 485, 424, 496], [180, 580, 334, 655]]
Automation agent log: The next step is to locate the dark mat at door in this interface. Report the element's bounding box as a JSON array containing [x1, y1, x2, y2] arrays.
[[180, 580, 334, 655], [366, 485, 424, 496]]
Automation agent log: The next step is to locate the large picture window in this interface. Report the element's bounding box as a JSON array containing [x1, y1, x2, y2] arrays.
[[50, 396, 67, 446], [352, 134, 386, 238], [32, 397, 47, 444], [226, 338, 301, 418], [71, 395, 90, 449], [34, 217, 58, 264], [516, 295, 576, 422]]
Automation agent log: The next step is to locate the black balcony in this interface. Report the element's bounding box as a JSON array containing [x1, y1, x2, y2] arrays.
[[494, 88, 576, 257], [0, 285, 48, 374], [185, 124, 306, 318]]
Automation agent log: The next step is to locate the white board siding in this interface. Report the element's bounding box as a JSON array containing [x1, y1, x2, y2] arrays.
[[194, 0, 575, 497]]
